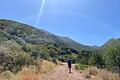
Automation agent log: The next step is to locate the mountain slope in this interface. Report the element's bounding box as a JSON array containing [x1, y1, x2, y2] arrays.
[[60, 37, 91, 49], [101, 38, 120, 48], [0, 19, 90, 50]]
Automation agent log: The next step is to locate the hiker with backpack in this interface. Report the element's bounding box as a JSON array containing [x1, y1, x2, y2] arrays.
[[67, 58, 72, 73]]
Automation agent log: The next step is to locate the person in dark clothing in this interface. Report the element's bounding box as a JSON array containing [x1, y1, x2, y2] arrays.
[[67, 58, 72, 73]]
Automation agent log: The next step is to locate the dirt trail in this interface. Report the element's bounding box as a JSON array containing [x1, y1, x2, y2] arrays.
[[42, 63, 88, 80]]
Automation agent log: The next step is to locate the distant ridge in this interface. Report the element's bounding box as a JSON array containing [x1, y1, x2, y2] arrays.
[[102, 38, 120, 47], [0, 19, 92, 50]]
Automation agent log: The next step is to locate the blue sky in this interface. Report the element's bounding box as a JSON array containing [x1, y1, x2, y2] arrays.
[[0, 0, 120, 46]]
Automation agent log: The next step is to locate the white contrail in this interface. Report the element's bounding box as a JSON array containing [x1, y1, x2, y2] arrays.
[[35, 0, 45, 27]]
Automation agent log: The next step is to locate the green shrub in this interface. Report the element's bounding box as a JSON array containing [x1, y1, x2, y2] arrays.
[[75, 64, 89, 70], [49, 49, 58, 58], [104, 46, 120, 73], [0, 30, 8, 43]]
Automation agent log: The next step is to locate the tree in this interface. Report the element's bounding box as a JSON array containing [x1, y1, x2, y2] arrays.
[[104, 46, 120, 76], [49, 49, 58, 58], [89, 50, 104, 68], [77, 50, 92, 64]]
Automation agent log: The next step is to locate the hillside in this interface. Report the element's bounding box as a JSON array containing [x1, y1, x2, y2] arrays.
[[0, 19, 120, 80], [0, 19, 93, 73], [102, 38, 120, 48], [0, 19, 91, 50], [59, 37, 91, 49]]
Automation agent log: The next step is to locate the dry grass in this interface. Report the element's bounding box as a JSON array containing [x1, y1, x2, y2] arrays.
[[17, 66, 40, 80], [0, 66, 41, 80], [39, 60, 56, 74], [88, 67, 98, 76], [85, 67, 120, 80], [0, 71, 14, 80], [0, 60, 56, 80], [95, 69, 119, 80], [83, 72, 91, 79]]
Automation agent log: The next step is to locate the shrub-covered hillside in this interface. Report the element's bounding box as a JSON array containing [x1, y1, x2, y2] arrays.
[[0, 19, 90, 49], [0, 19, 120, 76], [0, 19, 91, 73]]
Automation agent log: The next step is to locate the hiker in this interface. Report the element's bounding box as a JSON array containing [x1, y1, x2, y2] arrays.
[[67, 58, 72, 73]]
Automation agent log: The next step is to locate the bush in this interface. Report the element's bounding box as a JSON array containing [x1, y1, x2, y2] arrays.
[[77, 50, 92, 64], [88, 67, 98, 76], [75, 64, 89, 70], [49, 49, 58, 58], [0, 45, 36, 73], [95, 69, 119, 80], [0, 71, 14, 80], [104, 46, 120, 74], [0, 30, 8, 43], [84, 72, 91, 79], [40, 52, 50, 60], [86, 67, 120, 80], [37, 60, 56, 74], [75, 64, 80, 70], [57, 55, 66, 62], [11, 35, 26, 45]]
